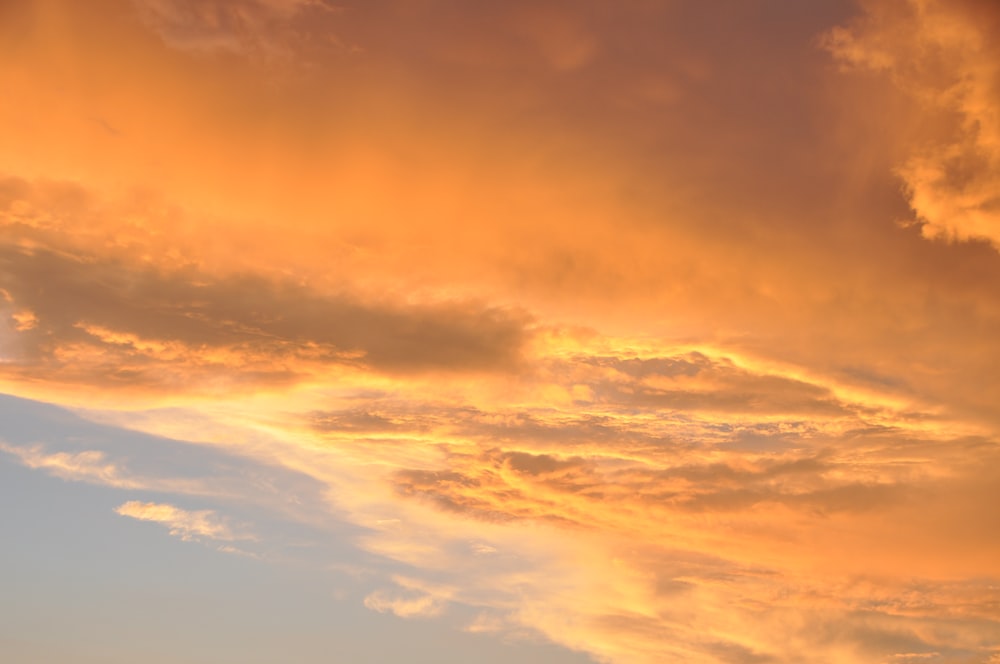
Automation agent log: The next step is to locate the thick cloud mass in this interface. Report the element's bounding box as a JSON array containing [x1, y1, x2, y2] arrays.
[[1, 1, 999, 663], [0, 211, 528, 389], [825, 0, 1000, 249]]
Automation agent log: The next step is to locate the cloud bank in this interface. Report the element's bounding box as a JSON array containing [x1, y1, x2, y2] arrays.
[[2, 1, 999, 663], [825, 0, 1000, 249]]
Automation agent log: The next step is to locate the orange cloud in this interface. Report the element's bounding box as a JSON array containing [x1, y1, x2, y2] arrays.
[[2, 1, 1000, 663], [824, 0, 1000, 249], [0, 202, 530, 397]]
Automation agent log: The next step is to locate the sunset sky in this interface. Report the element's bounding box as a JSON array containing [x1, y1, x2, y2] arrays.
[[2, 1, 1000, 662]]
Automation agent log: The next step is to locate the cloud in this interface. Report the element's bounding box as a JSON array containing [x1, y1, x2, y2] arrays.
[[345, 460, 1000, 664], [6, 343, 999, 664], [363, 590, 445, 619], [0, 218, 529, 393], [0, 442, 137, 488], [3, 2, 1000, 663], [115, 500, 252, 542], [130, 0, 342, 60], [290, 343, 1000, 663], [553, 352, 852, 416], [824, 0, 1000, 249], [363, 575, 456, 619]]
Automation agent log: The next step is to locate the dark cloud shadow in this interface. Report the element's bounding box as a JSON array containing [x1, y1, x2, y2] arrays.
[[0, 241, 530, 389]]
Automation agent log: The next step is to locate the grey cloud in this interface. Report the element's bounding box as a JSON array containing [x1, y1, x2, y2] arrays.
[[558, 353, 853, 417], [310, 408, 415, 433], [0, 241, 529, 387], [311, 403, 677, 450], [579, 353, 711, 379], [309, 350, 864, 450], [702, 640, 778, 664], [814, 613, 976, 663], [393, 468, 524, 524], [385, 439, 914, 524], [502, 451, 584, 477], [594, 374, 846, 417], [587, 611, 779, 663], [130, 0, 343, 60], [672, 482, 903, 515]]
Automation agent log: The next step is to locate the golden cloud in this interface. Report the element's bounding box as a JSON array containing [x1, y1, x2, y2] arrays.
[[2, 1, 1000, 662], [825, 0, 1000, 249]]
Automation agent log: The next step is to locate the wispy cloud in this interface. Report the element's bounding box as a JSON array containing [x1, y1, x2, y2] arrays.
[[0, 442, 137, 488], [363, 584, 449, 619], [115, 500, 253, 543], [130, 0, 343, 60]]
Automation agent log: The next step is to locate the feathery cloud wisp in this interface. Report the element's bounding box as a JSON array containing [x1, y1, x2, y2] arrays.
[[114, 500, 251, 543]]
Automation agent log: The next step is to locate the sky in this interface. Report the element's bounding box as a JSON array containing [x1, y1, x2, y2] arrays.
[[1, 1, 999, 662]]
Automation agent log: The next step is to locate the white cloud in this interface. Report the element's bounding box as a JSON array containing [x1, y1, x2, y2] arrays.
[[115, 500, 252, 543], [363, 576, 454, 619], [363, 590, 446, 618], [0, 442, 137, 488]]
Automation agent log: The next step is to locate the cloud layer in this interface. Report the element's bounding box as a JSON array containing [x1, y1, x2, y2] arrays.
[[2, 1, 999, 663], [825, 0, 1000, 248]]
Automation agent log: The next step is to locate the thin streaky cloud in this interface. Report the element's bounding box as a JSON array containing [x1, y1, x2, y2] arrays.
[[114, 500, 253, 543]]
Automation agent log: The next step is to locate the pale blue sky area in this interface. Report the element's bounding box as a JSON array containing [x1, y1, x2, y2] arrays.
[[0, 394, 595, 664]]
